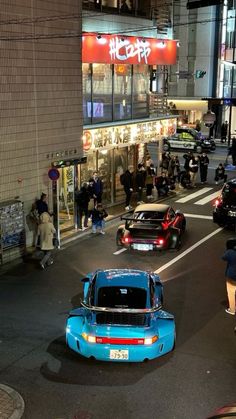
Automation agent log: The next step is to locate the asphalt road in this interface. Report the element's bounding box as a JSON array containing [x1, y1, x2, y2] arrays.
[[0, 145, 236, 419]]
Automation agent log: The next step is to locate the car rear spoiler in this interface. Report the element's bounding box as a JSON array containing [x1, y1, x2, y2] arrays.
[[81, 300, 162, 313], [120, 215, 164, 223]]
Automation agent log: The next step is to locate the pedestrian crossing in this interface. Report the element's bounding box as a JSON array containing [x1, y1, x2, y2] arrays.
[[175, 187, 221, 206]]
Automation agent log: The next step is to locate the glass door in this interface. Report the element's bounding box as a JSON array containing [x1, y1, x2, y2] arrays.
[[58, 165, 75, 231]]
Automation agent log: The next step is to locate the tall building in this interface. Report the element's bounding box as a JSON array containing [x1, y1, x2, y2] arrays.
[[0, 1, 83, 259]]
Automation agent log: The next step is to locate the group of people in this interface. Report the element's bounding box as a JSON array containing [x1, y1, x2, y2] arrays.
[[160, 151, 227, 189], [75, 172, 108, 234]]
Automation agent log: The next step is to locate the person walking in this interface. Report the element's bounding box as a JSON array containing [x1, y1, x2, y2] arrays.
[[189, 155, 199, 187], [214, 163, 227, 185], [199, 152, 209, 184], [160, 152, 171, 175], [120, 169, 134, 210], [91, 203, 108, 234], [221, 121, 228, 143], [91, 172, 103, 206], [135, 163, 146, 204], [222, 238, 236, 315], [75, 183, 90, 230], [37, 212, 56, 269]]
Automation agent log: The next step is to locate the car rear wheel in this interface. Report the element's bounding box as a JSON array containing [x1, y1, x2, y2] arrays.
[[116, 232, 123, 246]]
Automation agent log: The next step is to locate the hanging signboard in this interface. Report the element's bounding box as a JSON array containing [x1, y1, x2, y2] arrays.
[[82, 33, 177, 65]]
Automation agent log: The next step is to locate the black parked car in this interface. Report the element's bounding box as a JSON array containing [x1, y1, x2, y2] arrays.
[[213, 178, 236, 227], [163, 127, 215, 154], [116, 203, 186, 251]]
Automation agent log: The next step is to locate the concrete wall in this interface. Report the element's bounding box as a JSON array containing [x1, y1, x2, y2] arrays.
[[0, 0, 83, 242]]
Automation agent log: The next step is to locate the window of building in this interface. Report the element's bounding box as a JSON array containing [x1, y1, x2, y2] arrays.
[[114, 64, 132, 120], [83, 64, 92, 125], [92, 64, 113, 123], [132, 64, 150, 119]]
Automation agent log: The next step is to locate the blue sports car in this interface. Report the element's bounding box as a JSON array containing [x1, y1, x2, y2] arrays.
[[66, 269, 176, 362]]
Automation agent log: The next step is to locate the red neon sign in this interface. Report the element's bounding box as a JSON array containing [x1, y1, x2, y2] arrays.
[[82, 33, 177, 65]]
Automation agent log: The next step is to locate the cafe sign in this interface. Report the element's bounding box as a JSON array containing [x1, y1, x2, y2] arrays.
[[82, 118, 176, 152], [82, 33, 177, 65]]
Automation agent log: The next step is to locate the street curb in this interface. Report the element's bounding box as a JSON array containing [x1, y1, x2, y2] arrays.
[[0, 384, 25, 419]]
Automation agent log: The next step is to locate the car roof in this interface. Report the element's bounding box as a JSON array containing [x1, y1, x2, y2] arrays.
[[134, 203, 170, 212], [95, 269, 150, 289]]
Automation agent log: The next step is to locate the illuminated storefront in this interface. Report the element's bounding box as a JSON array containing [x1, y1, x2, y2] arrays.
[[55, 33, 177, 238]]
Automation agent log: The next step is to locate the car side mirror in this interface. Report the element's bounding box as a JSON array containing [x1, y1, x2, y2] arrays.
[[81, 277, 90, 283]]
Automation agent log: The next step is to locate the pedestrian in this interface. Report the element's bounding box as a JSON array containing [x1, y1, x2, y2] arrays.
[[75, 183, 90, 230], [135, 163, 146, 204], [183, 151, 193, 172], [231, 137, 236, 166], [214, 163, 227, 185], [221, 121, 228, 143], [179, 170, 192, 189], [37, 212, 56, 269], [168, 155, 180, 182], [199, 152, 209, 184], [155, 172, 169, 197], [160, 152, 171, 175], [222, 238, 236, 315], [91, 203, 108, 235], [189, 155, 199, 187], [36, 193, 49, 216], [91, 172, 103, 206], [145, 166, 155, 200], [120, 169, 134, 210]]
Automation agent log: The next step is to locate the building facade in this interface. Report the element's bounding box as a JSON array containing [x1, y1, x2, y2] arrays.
[[0, 1, 83, 255]]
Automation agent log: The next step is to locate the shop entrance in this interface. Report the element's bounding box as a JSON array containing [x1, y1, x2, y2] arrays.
[[58, 165, 75, 231]]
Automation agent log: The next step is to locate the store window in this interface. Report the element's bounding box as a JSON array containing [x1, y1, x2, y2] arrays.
[[223, 66, 232, 97], [83, 64, 92, 125], [114, 147, 128, 202], [80, 152, 97, 184], [98, 149, 112, 204], [114, 64, 132, 120], [92, 64, 113, 123], [132, 64, 150, 119]]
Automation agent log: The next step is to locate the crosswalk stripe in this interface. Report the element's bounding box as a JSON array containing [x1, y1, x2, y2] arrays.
[[175, 187, 213, 203], [194, 190, 221, 205], [184, 213, 212, 220]]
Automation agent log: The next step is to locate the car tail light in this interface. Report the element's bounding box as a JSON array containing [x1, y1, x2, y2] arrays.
[[82, 333, 96, 343], [122, 233, 132, 244], [154, 237, 165, 245], [94, 336, 158, 345], [214, 197, 222, 207]]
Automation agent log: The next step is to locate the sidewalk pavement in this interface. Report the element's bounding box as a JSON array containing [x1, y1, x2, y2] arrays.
[[0, 384, 24, 419]]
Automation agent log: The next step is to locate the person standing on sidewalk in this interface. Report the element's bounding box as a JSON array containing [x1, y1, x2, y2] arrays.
[[222, 238, 236, 315], [37, 212, 56, 269], [75, 183, 90, 230], [221, 121, 228, 143], [135, 163, 146, 204], [189, 155, 199, 187], [199, 152, 209, 184], [120, 169, 134, 210], [91, 172, 103, 206]]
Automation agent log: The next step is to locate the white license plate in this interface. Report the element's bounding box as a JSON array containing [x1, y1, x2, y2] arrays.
[[229, 211, 236, 217], [133, 243, 153, 251], [110, 349, 129, 360]]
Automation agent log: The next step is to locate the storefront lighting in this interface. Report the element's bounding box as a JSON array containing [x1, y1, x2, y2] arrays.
[[96, 35, 107, 45], [100, 150, 108, 155], [177, 41, 180, 47], [156, 41, 166, 49]]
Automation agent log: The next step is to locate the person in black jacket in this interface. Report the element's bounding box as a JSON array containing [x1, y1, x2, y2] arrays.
[[135, 163, 146, 204], [120, 169, 134, 210], [199, 152, 209, 184], [36, 193, 49, 216], [75, 183, 90, 230], [214, 163, 227, 184], [155, 172, 170, 197], [91, 203, 108, 235]]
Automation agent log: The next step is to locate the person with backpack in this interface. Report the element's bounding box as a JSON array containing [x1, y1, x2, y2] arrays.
[[120, 169, 134, 210], [75, 183, 90, 230]]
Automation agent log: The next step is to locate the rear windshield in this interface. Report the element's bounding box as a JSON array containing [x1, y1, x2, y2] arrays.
[[97, 287, 147, 309], [222, 185, 236, 206], [134, 211, 164, 220]]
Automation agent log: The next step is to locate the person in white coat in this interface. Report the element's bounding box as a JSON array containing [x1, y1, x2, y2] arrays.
[[37, 212, 56, 269]]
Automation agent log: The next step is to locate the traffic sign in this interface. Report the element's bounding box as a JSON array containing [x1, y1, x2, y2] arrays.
[[48, 168, 60, 181]]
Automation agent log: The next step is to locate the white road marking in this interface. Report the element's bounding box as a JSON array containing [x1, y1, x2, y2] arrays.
[[113, 248, 127, 255], [184, 213, 212, 220], [175, 187, 212, 203], [154, 227, 223, 275], [194, 190, 221, 205]]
